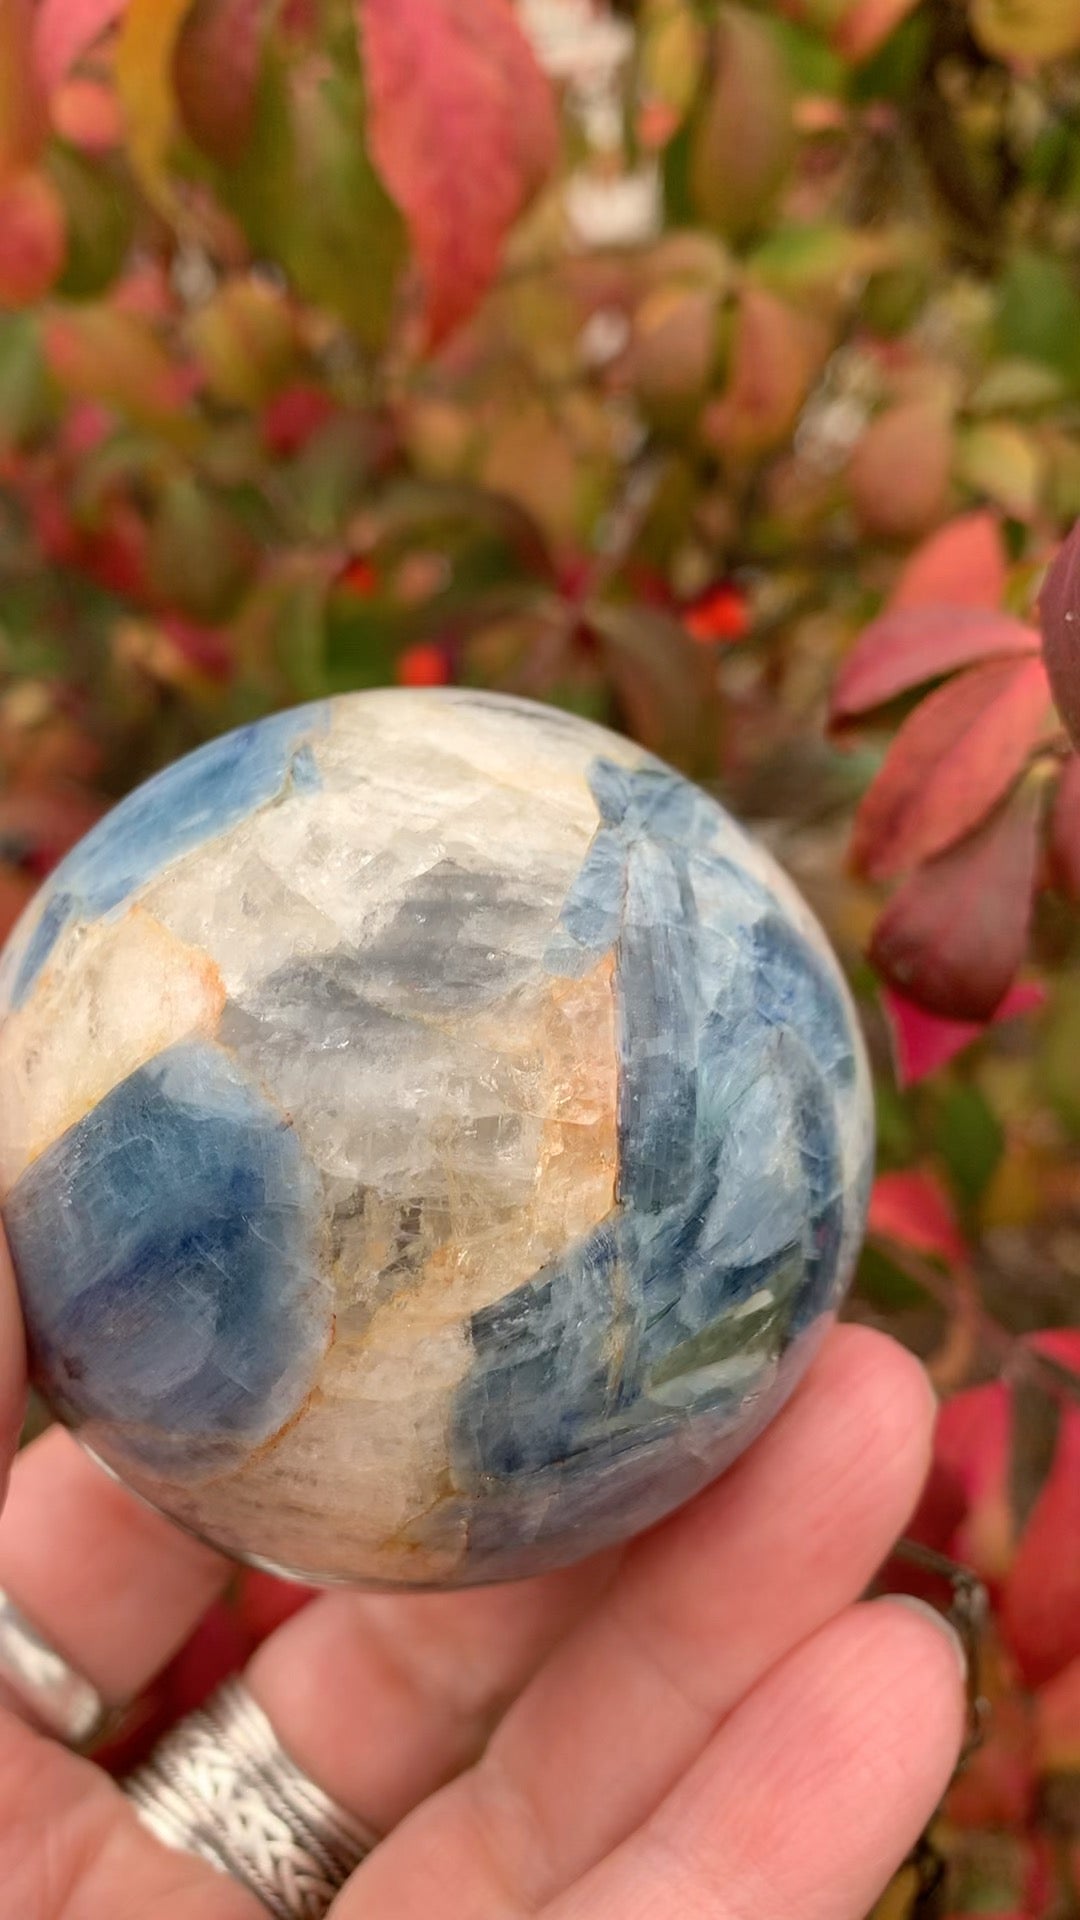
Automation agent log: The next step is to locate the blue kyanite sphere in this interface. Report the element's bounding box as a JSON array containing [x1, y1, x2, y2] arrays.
[[0, 690, 873, 1587]]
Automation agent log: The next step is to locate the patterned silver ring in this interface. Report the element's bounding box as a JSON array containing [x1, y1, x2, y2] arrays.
[[123, 1677, 379, 1918], [0, 1586, 111, 1747]]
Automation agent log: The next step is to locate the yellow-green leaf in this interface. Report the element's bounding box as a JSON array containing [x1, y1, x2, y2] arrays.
[[186, 276, 296, 407], [689, 8, 795, 243], [115, 0, 197, 213], [957, 422, 1043, 521], [43, 303, 199, 443], [638, 0, 705, 142], [972, 0, 1080, 60]]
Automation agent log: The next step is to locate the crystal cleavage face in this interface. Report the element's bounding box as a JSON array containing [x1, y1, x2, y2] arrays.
[[0, 690, 873, 1588]]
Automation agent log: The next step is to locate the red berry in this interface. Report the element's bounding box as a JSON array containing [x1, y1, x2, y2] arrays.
[[397, 642, 451, 688], [684, 582, 750, 645]]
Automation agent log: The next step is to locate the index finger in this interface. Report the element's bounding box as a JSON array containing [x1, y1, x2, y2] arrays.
[[0, 1229, 27, 1500]]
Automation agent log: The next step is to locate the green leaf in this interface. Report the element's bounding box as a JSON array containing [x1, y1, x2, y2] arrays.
[[0, 314, 49, 448], [931, 1082, 1003, 1207], [147, 477, 256, 620], [223, 46, 406, 354], [366, 480, 556, 585], [848, 10, 929, 101], [49, 148, 135, 300], [855, 1242, 928, 1312], [768, 16, 846, 94], [272, 569, 332, 701], [995, 251, 1080, 390], [271, 413, 382, 541], [324, 595, 410, 691]]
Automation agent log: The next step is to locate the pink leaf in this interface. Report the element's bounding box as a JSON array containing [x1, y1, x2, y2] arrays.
[[704, 284, 829, 455], [357, 0, 559, 345], [51, 77, 124, 152], [848, 397, 953, 540], [891, 510, 1006, 611], [833, 0, 921, 60], [0, 171, 66, 309], [868, 1168, 968, 1266], [831, 605, 1039, 725], [34, 0, 128, 92], [868, 780, 1042, 1021], [882, 979, 1046, 1088], [851, 655, 1056, 880], [1040, 517, 1080, 754]]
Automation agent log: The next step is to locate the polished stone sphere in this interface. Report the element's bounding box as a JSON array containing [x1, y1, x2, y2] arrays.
[[0, 690, 872, 1587]]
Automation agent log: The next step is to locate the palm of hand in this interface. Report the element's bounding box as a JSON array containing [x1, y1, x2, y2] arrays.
[[0, 1235, 963, 1920]]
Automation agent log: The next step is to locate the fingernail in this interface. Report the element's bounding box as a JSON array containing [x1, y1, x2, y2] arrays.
[[884, 1594, 968, 1683]]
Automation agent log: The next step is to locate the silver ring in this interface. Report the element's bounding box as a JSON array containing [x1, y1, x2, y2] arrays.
[[0, 1587, 110, 1747], [123, 1677, 379, 1918]]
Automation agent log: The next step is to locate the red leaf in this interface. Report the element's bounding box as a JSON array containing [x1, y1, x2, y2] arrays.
[[34, 0, 128, 92], [0, 865, 35, 943], [831, 605, 1040, 725], [261, 383, 337, 457], [935, 1379, 1013, 1582], [161, 1600, 255, 1718], [173, 0, 271, 164], [868, 780, 1041, 1021], [852, 656, 1055, 880], [0, 0, 48, 176], [868, 1168, 968, 1266], [358, 0, 559, 345], [947, 1689, 1037, 1831], [1040, 518, 1080, 754], [235, 1569, 317, 1641], [1002, 1333, 1080, 1688], [0, 171, 66, 308], [1035, 1654, 1080, 1773], [159, 614, 233, 682], [882, 979, 1046, 1087], [1050, 753, 1080, 900], [891, 510, 1006, 611], [0, 786, 104, 873]]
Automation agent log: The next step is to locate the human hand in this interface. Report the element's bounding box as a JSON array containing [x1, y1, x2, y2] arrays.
[[0, 1227, 965, 1919]]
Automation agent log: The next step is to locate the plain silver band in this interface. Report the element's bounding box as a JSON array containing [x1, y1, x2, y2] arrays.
[[0, 1587, 109, 1747], [123, 1678, 379, 1918]]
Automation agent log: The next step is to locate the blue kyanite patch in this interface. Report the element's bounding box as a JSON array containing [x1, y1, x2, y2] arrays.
[[453, 758, 854, 1563], [2, 1040, 328, 1472], [7, 704, 328, 1006]]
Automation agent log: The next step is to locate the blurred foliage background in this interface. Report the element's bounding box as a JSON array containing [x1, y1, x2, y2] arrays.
[[3, 0, 1080, 1912]]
